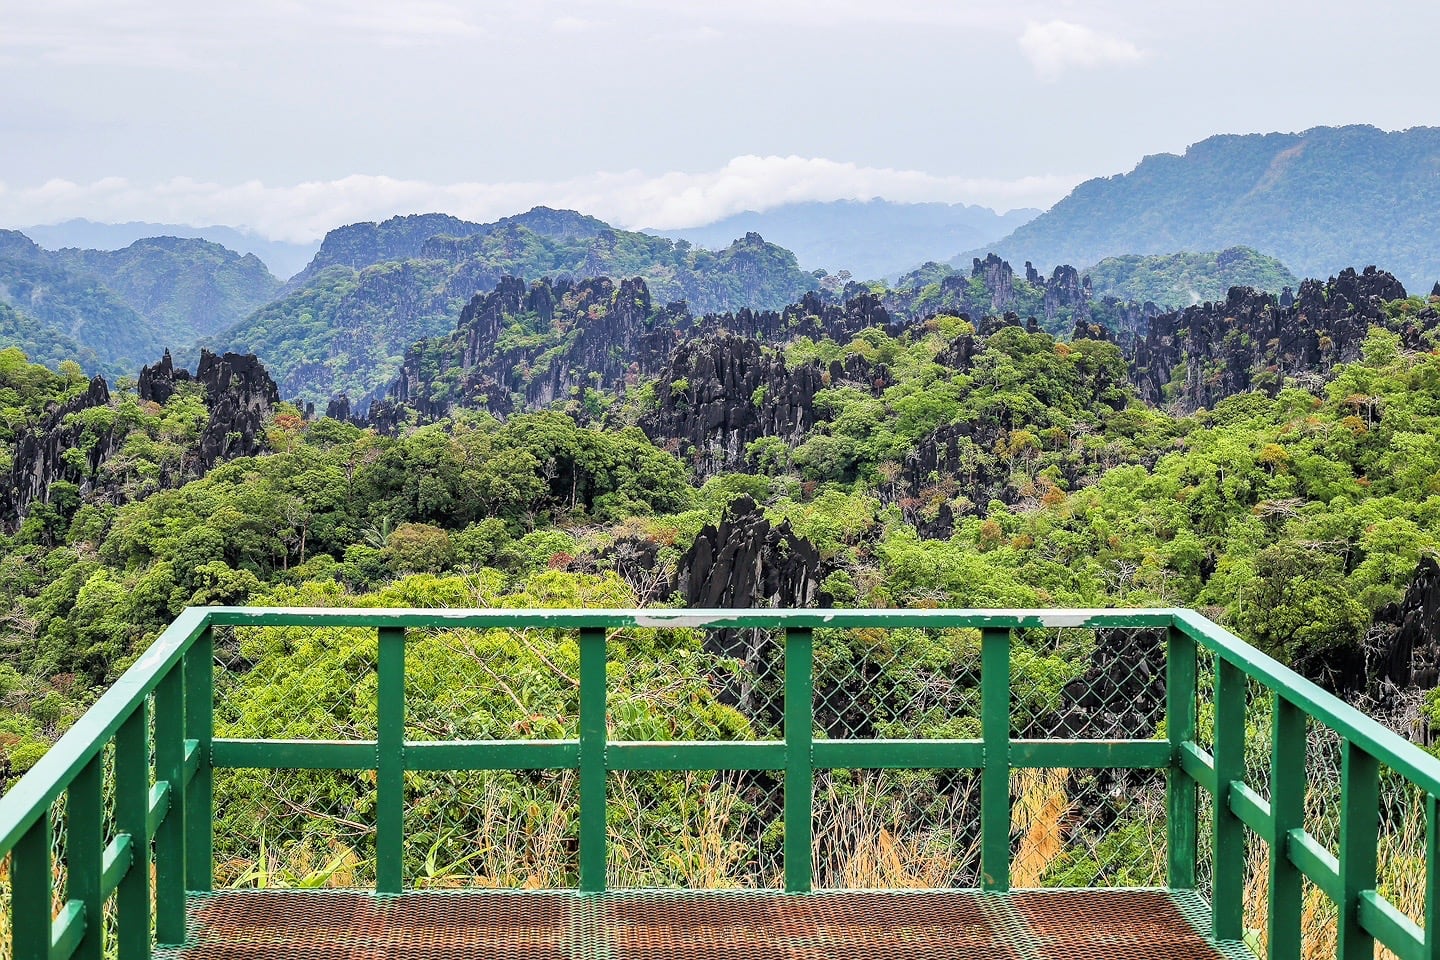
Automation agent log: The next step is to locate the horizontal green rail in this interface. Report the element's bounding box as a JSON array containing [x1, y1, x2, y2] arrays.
[[1, 606, 1437, 960]]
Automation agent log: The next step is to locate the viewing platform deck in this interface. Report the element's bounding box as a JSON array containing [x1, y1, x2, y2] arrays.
[[159, 888, 1250, 959], [3, 607, 1437, 959]]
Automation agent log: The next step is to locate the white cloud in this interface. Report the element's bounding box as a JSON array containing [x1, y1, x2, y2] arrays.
[[0, 158, 1083, 242], [1018, 20, 1145, 81]]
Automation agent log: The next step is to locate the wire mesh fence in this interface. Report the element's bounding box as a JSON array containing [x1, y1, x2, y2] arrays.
[[813, 627, 981, 740], [610, 627, 784, 742], [1010, 766, 1169, 889], [213, 623, 378, 888], [608, 769, 782, 889], [1011, 627, 1168, 741], [812, 768, 982, 889], [404, 769, 578, 889]]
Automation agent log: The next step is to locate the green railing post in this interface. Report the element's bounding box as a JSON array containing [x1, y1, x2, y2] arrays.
[[1426, 792, 1437, 960], [184, 628, 213, 891], [784, 627, 814, 893], [154, 666, 186, 944], [67, 754, 104, 960], [1337, 740, 1379, 960], [578, 627, 608, 892], [1266, 693, 1305, 960], [1211, 657, 1245, 942], [11, 807, 52, 960], [981, 627, 1011, 892], [1166, 624, 1198, 890], [376, 627, 406, 894], [116, 702, 151, 960]]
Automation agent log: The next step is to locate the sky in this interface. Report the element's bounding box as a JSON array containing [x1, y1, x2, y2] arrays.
[[1, 0, 1437, 241]]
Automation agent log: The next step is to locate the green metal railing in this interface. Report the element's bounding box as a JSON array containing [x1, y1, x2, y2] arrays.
[[0, 607, 1437, 958]]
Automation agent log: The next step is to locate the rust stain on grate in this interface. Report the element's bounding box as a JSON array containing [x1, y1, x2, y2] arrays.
[[163, 888, 1234, 959], [1015, 890, 1223, 960]]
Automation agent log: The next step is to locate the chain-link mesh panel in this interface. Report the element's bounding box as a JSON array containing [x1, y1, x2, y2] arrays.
[[1195, 774, 1215, 906], [402, 769, 577, 888], [1301, 719, 1341, 858], [212, 624, 378, 889], [1012, 629, 1167, 740], [604, 626, 784, 889], [813, 628, 981, 740], [607, 770, 782, 889], [1300, 875, 1337, 959], [214, 625, 378, 742], [212, 767, 374, 889], [1375, 764, 1428, 940], [1194, 645, 1216, 756], [1010, 767, 1167, 889], [47, 795, 67, 937], [405, 628, 578, 742], [1241, 831, 1269, 959], [1243, 678, 1273, 803], [812, 768, 981, 889], [611, 627, 784, 742]]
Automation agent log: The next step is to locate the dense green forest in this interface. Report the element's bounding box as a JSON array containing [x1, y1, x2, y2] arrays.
[[3, 275, 1439, 775], [1, 238, 1438, 897]]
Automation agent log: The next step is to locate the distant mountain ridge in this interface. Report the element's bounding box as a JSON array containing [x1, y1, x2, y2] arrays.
[[956, 125, 1440, 291], [18, 219, 318, 280], [0, 229, 279, 378], [287, 208, 613, 288], [655, 199, 1038, 280]]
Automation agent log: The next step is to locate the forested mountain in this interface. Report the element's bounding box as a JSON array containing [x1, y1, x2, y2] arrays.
[[218, 209, 819, 406], [1081, 247, 1297, 308], [0, 230, 165, 378], [957, 125, 1440, 291], [51, 236, 279, 341], [0, 230, 280, 378], [655, 199, 1038, 281], [19, 219, 319, 280]]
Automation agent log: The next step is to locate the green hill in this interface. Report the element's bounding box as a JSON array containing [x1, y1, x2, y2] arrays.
[[52, 236, 280, 342], [0, 230, 281, 378], [957, 125, 1440, 292], [1081, 247, 1298, 307], [0, 231, 164, 377]]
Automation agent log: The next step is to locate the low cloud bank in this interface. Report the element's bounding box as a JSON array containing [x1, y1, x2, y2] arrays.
[[0, 157, 1081, 242]]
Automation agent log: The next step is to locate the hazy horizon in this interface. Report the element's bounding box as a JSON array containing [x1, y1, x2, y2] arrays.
[[3, 1, 1437, 242]]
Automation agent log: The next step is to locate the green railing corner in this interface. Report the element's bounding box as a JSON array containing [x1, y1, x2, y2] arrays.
[[0, 607, 1437, 960]]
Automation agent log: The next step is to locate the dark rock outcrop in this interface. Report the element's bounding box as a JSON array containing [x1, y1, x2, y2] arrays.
[[1042, 264, 1090, 327], [367, 276, 895, 438], [324, 394, 352, 422], [678, 496, 827, 611], [140, 349, 280, 471], [1130, 267, 1435, 412], [675, 496, 828, 723], [1365, 558, 1440, 699], [0, 376, 118, 531], [972, 254, 1015, 313]]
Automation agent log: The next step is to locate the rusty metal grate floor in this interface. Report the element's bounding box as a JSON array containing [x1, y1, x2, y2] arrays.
[[156, 888, 1256, 959]]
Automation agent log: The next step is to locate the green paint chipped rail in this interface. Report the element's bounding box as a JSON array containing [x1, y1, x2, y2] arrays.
[[0, 606, 1437, 959]]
